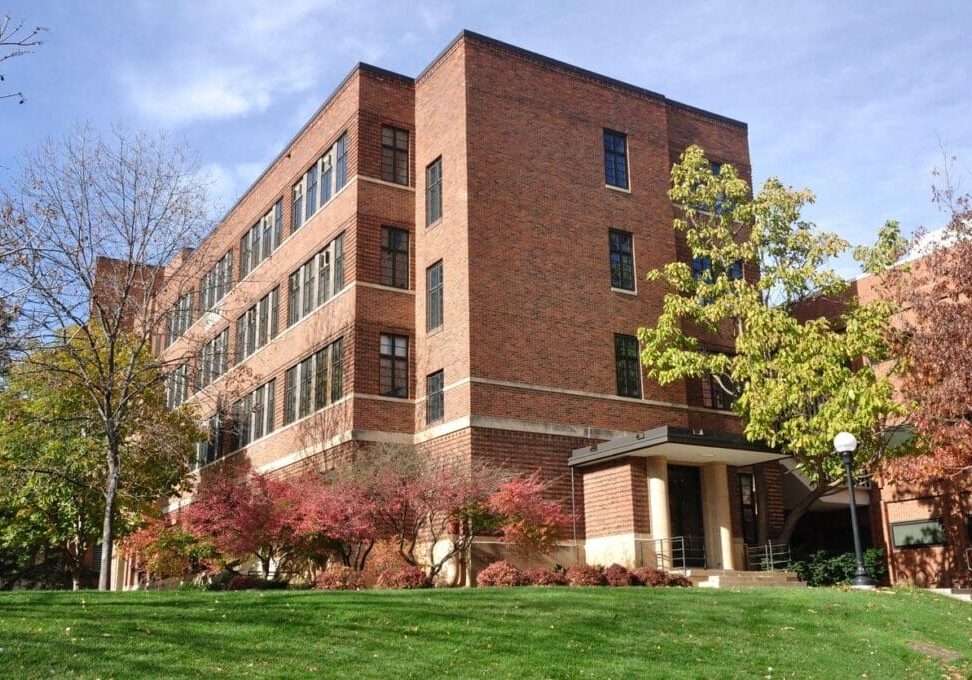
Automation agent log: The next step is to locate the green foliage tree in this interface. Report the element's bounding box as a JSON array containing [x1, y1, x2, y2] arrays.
[[0, 332, 200, 589], [639, 146, 908, 542]]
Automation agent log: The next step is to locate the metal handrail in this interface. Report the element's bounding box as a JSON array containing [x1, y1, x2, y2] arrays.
[[643, 535, 706, 571], [745, 541, 791, 571]]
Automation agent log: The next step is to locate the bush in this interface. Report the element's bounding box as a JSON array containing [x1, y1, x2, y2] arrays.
[[792, 548, 886, 587], [603, 563, 635, 587], [631, 567, 693, 587], [222, 574, 289, 591], [566, 564, 606, 586], [314, 566, 365, 591], [376, 565, 429, 589], [521, 567, 567, 586], [476, 561, 523, 587]]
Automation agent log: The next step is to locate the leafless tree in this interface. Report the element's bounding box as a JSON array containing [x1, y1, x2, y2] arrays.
[[0, 124, 217, 589], [1, 12, 46, 104]]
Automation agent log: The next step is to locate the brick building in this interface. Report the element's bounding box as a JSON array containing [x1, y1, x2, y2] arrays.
[[110, 31, 789, 588]]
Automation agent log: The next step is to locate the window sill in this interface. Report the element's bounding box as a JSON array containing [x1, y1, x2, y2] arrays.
[[605, 184, 632, 194], [611, 287, 637, 296], [426, 325, 444, 338], [426, 217, 443, 230]]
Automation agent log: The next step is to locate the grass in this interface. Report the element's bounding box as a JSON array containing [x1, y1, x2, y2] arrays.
[[0, 587, 969, 679]]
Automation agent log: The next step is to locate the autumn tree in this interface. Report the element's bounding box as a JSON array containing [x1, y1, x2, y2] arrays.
[[0, 125, 213, 589], [0, 335, 200, 589], [183, 473, 303, 580], [639, 145, 908, 542], [890, 164, 972, 479], [484, 473, 571, 556]]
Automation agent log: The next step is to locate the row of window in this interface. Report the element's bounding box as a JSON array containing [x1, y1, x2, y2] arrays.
[[233, 380, 276, 450], [200, 252, 233, 313], [197, 329, 229, 389], [283, 338, 344, 426], [293, 133, 348, 232], [167, 292, 195, 347], [165, 363, 190, 409], [240, 201, 283, 278], [287, 232, 345, 326], [236, 288, 280, 362]]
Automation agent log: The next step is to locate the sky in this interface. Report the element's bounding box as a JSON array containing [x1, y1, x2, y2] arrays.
[[1, 1, 969, 276]]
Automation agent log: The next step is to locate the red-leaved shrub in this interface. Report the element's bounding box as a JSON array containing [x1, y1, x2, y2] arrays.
[[603, 563, 635, 586], [566, 564, 607, 586], [522, 567, 567, 586], [632, 567, 694, 587], [476, 560, 523, 587], [376, 565, 429, 589], [314, 566, 365, 591]]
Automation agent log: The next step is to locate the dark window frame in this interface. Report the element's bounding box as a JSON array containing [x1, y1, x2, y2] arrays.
[[614, 334, 641, 398], [890, 518, 947, 549], [426, 157, 442, 226], [604, 129, 629, 189], [426, 370, 444, 424], [379, 333, 409, 398], [738, 472, 758, 545], [609, 229, 635, 290], [381, 226, 409, 289], [426, 260, 443, 331], [381, 125, 410, 186]]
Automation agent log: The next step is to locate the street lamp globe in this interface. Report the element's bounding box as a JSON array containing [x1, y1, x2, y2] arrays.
[[833, 431, 858, 453]]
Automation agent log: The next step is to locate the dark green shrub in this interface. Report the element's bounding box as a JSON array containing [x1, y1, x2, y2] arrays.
[[792, 548, 886, 586]]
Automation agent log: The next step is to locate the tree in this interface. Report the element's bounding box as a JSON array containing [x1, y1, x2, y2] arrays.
[[0, 12, 46, 104], [890, 162, 972, 480], [484, 473, 572, 556], [0, 334, 200, 589], [0, 125, 212, 589], [183, 473, 303, 580], [638, 145, 908, 542], [296, 476, 377, 572], [120, 516, 215, 583]]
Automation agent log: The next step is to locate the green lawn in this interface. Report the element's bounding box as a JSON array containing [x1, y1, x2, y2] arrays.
[[0, 587, 969, 679]]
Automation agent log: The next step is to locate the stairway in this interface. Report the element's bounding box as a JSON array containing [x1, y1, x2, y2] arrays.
[[684, 569, 805, 588]]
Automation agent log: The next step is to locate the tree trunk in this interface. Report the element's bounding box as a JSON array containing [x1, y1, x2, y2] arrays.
[[776, 480, 832, 545], [98, 439, 120, 591], [261, 557, 270, 580]]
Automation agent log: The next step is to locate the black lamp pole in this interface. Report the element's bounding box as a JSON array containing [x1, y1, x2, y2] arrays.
[[840, 448, 875, 589]]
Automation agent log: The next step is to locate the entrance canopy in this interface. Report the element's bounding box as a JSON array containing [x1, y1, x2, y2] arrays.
[[568, 425, 785, 468]]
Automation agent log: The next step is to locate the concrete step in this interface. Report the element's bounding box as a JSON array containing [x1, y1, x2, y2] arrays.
[[685, 570, 806, 589]]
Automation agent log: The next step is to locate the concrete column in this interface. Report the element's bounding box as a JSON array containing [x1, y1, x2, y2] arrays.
[[646, 457, 670, 568], [702, 463, 735, 570]]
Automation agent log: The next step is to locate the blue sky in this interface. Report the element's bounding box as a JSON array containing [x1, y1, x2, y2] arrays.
[[2, 1, 969, 275]]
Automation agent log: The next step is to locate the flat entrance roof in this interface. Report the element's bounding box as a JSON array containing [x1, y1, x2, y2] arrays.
[[568, 425, 786, 468]]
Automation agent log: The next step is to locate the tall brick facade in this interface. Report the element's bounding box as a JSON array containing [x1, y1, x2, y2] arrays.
[[124, 31, 790, 583]]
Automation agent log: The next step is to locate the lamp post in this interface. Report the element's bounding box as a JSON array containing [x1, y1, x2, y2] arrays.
[[833, 432, 876, 589]]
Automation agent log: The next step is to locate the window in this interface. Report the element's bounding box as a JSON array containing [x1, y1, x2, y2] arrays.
[[200, 252, 233, 312], [609, 229, 635, 290], [604, 129, 628, 189], [702, 372, 736, 411], [165, 363, 190, 409], [426, 157, 442, 226], [197, 329, 229, 389], [426, 370, 444, 423], [292, 132, 349, 231], [194, 409, 227, 469], [614, 334, 641, 398], [287, 232, 345, 326], [167, 292, 194, 346], [240, 201, 283, 278], [426, 260, 443, 331], [692, 256, 743, 283], [379, 334, 408, 398], [738, 473, 758, 545], [381, 126, 409, 185], [232, 381, 276, 450], [282, 338, 344, 426], [891, 518, 946, 549], [235, 288, 279, 362], [381, 227, 409, 289]]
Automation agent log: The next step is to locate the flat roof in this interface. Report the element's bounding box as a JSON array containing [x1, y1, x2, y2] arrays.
[[568, 425, 784, 468]]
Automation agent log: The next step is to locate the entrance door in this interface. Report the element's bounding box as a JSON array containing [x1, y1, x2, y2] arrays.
[[668, 465, 706, 567]]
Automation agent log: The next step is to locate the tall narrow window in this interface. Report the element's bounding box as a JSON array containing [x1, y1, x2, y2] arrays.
[[609, 229, 635, 290], [314, 345, 329, 411], [298, 356, 313, 419], [381, 126, 409, 185], [738, 473, 758, 545], [426, 260, 443, 331], [292, 183, 304, 231], [614, 334, 641, 398], [604, 129, 628, 189], [426, 370, 444, 423], [333, 233, 345, 290], [288, 272, 300, 326], [335, 133, 347, 191], [284, 366, 297, 425], [305, 165, 318, 222], [379, 334, 408, 398], [381, 227, 409, 289], [426, 157, 442, 225], [330, 338, 343, 403]]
